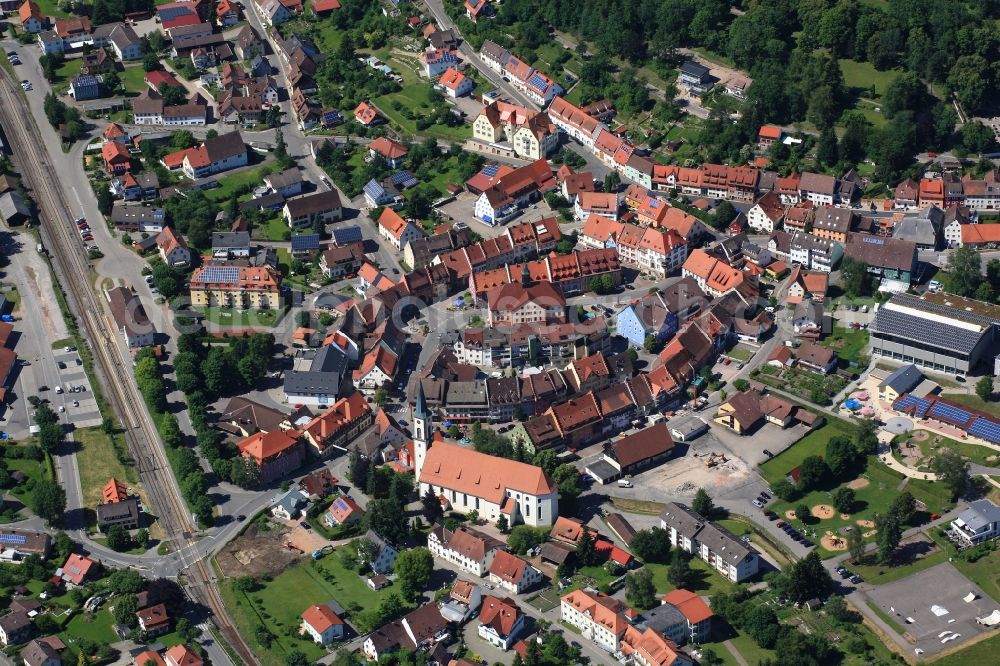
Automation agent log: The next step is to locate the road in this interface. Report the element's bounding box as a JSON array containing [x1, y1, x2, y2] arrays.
[[0, 60, 254, 666]]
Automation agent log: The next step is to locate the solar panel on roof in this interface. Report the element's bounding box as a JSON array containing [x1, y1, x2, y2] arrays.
[[968, 418, 1000, 443], [198, 266, 240, 283], [862, 236, 884, 245], [928, 401, 972, 425], [481, 164, 500, 178], [389, 170, 418, 188], [893, 394, 931, 417], [0, 533, 26, 545], [528, 72, 548, 90], [333, 226, 363, 244], [292, 234, 319, 250]]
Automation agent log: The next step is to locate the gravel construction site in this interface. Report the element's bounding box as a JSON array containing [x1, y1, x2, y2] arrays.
[[216, 522, 302, 579]]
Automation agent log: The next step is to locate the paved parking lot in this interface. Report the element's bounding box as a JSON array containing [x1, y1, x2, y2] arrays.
[[865, 562, 996, 657], [50, 348, 102, 428]]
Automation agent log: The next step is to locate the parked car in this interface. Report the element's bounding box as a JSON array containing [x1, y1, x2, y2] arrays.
[[752, 499, 764, 508]]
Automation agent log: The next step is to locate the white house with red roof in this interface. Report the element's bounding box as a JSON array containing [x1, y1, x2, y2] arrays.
[[164, 645, 203, 666], [59, 553, 98, 586], [422, 49, 459, 77], [181, 131, 247, 179], [477, 596, 526, 651], [438, 67, 474, 98], [300, 603, 345, 645], [156, 226, 191, 267], [488, 550, 542, 594], [324, 495, 364, 527], [377, 208, 423, 250], [368, 137, 409, 168]]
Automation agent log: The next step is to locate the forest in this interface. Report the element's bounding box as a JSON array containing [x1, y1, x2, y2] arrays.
[[447, 0, 1000, 185]]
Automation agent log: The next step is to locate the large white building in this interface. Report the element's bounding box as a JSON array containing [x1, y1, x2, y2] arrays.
[[413, 384, 558, 527], [427, 524, 505, 577], [660, 502, 760, 583]]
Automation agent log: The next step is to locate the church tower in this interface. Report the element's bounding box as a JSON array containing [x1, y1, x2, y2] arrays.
[[413, 382, 432, 483]]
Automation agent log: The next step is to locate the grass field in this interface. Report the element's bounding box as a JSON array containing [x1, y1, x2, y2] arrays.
[[820, 326, 870, 367], [760, 418, 856, 486], [847, 535, 949, 584], [76, 427, 138, 507], [197, 306, 282, 327], [837, 59, 902, 98], [121, 65, 149, 96], [7, 449, 53, 508], [939, 392, 1000, 419], [53, 58, 84, 86], [645, 556, 736, 599], [32, 0, 71, 17], [894, 429, 1000, 470], [374, 60, 470, 142], [224, 549, 411, 666], [60, 609, 118, 646], [206, 164, 275, 202], [934, 632, 1000, 666]]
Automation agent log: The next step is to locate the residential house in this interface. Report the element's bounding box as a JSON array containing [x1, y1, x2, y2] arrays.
[[486, 282, 567, 328], [108, 287, 156, 348], [615, 277, 706, 348], [844, 234, 917, 286], [427, 524, 506, 576], [798, 172, 837, 206], [237, 429, 304, 484], [18, 1, 46, 33], [354, 101, 381, 126], [942, 204, 972, 248], [811, 207, 855, 243], [893, 206, 943, 251], [681, 249, 749, 298], [422, 48, 459, 77], [216, 0, 241, 26], [439, 67, 474, 97], [164, 645, 203, 666], [19, 639, 60, 666], [795, 340, 837, 374], [324, 495, 364, 527], [660, 502, 760, 582], [362, 604, 448, 661], [110, 203, 163, 232], [59, 553, 98, 586], [156, 227, 191, 267], [378, 208, 423, 250], [101, 141, 131, 175], [368, 137, 409, 168], [950, 498, 1000, 547], [180, 131, 247, 179], [560, 589, 633, 653], [271, 489, 307, 520], [894, 178, 919, 209], [488, 551, 542, 594], [574, 192, 619, 221], [136, 603, 170, 637], [477, 596, 525, 651], [211, 231, 251, 260], [359, 530, 399, 574], [464, 0, 493, 22], [746, 191, 784, 233], [69, 74, 100, 101], [785, 265, 828, 305], [768, 230, 843, 273], [678, 61, 712, 95], [713, 390, 801, 434], [299, 392, 373, 457], [300, 604, 344, 645], [474, 158, 556, 225], [283, 190, 343, 229], [0, 611, 31, 646], [189, 265, 282, 309], [320, 242, 366, 279]]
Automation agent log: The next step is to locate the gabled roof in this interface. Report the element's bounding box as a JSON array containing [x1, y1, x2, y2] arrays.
[[489, 550, 530, 584], [301, 603, 344, 633], [237, 429, 299, 463], [478, 595, 522, 637]]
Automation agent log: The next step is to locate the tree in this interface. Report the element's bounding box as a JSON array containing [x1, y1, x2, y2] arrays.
[[495, 514, 509, 533], [848, 526, 864, 564], [798, 456, 830, 490], [97, 186, 114, 216], [932, 450, 969, 501], [630, 527, 671, 563], [832, 487, 856, 514], [420, 487, 443, 524], [31, 479, 66, 525], [552, 464, 582, 503], [103, 70, 120, 94], [142, 51, 161, 72], [875, 510, 902, 564], [840, 257, 871, 298], [625, 569, 657, 609], [286, 651, 309, 666], [667, 550, 691, 588], [692, 488, 715, 518], [348, 448, 369, 488], [575, 529, 598, 566], [889, 491, 916, 525], [825, 436, 860, 480], [787, 551, 833, 603], [393, 547, 433, 600], [108, 568, 145, 594], [507, 525, 546, 555], [816, 125, 838, 166], [945, 246, 982, 298], [105, 525, 131, 552], [977, 376, 994, 402], [112, 594, 139, 628], [365, 498, 408, 546], [373, 388, 388, 406], [232, 576, 257, 593], [603, 170, 621, 192], [771, 478, 798, 501], [795, 503, 811, 521], [713, 201, 736, 228]]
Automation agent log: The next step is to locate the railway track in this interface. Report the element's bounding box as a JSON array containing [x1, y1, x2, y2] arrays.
[[0, 73, 257, 665]]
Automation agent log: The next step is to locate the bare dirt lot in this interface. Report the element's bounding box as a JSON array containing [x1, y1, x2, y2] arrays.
[[216, 522, 303, 579], [637, 449, 754, 496]]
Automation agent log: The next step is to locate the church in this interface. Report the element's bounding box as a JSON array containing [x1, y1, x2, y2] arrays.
[[413, 384, 559, 527]]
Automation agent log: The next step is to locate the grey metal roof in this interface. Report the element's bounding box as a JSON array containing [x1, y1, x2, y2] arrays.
[[212, 231, 251, 248], [957, 499, 1000, 532], [640, 602, 686, 634], [878, 364, 923, 393], [871, 305, 987, 355]]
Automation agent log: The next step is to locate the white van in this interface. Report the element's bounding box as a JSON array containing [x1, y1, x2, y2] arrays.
[[55, 386, 63, 394], [618, 479, 633, 488]]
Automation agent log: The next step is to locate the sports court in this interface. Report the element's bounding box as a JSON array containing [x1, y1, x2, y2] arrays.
[[866, 562, 999, 656]]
